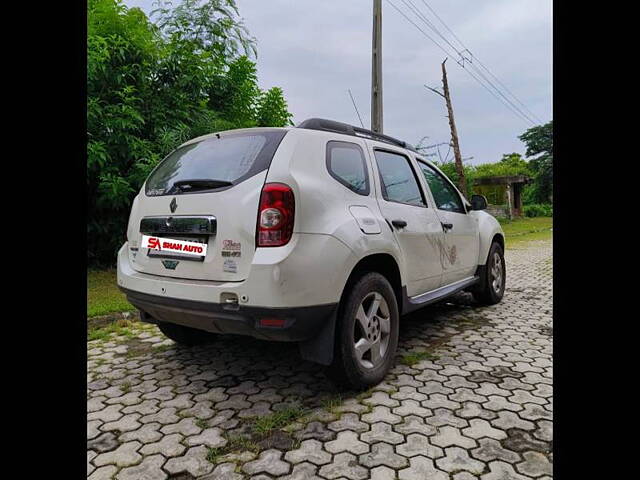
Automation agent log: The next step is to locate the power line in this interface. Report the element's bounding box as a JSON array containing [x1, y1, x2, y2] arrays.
[[400, 0, 538, 125], [386, 0, 536, 126], [418, 0, 544, 123]]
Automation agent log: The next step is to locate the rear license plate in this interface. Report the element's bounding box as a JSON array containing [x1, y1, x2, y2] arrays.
[[142, 235, 208, 258]]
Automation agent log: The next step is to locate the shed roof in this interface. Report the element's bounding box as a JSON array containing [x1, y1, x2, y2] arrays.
[[473, 175, 531, 186]]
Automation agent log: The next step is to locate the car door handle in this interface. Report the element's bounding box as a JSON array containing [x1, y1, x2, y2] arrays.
[[441, 222, 453, 231], [391, 219, 407, 229]]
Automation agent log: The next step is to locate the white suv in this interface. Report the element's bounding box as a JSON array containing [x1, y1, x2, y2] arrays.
[[117, 118, 505, 389]]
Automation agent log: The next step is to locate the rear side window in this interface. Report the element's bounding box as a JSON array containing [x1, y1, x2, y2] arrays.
[[374, 150, 426, 207], [326, 141, 370, 195], [145, 130, 287, 196], [418, 161, 465, 213]]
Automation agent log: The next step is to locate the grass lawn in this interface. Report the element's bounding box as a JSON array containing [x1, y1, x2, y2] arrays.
[[87, 269, 134, 318], [499, 216, 552, 249]]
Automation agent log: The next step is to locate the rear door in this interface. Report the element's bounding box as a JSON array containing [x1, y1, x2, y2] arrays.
[[127, 129, 287, 282], [368, 146, 445, 296], [416, 160, 479, 285]]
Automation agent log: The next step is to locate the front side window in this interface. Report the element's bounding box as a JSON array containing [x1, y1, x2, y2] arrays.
[[374, 150, 426, 207], [326, 141, 370, 195], [145, 131, 285, 196], [418, 161, 465, 213]]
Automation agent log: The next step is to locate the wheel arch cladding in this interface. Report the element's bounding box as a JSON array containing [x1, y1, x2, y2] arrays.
[[492, 232, 505, 252], [298, 252, 403, 366], [342, 253, 403, 315]]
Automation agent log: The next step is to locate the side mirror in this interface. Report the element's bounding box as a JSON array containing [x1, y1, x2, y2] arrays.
[[470, 194, 488, 211]]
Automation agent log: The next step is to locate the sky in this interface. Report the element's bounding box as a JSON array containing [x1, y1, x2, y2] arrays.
[[124, 0, 552, 165]]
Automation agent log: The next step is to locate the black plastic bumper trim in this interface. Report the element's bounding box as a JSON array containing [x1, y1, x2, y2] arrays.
[[119, 287, 337, 342]]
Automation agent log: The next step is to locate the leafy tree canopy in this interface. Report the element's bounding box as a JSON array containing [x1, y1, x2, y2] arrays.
[[518, 121, 553, 203], [88, 0, 293, 266]]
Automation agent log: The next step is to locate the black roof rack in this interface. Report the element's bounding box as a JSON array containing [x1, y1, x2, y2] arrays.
[[296, 118, 419, 153]]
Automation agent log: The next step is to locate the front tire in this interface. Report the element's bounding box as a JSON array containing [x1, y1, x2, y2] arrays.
[[157, 322, 216, 347], [472, 242, 506, 305], [326, 272, 399, 390]]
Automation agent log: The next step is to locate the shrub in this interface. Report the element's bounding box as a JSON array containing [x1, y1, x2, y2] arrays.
[[523, 204, 553, 217]]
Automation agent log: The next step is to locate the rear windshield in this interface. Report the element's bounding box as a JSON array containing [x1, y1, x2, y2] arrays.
[[145, 130, 287, 196]]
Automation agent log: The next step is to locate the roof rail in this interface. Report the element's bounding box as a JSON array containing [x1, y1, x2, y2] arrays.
[[296, 118, 419, 153]]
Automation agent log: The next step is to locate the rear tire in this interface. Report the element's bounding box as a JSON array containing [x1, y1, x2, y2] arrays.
[[472, 241, 506, 305], [326, 272, 399, 390], [157, 322, 216, 346]]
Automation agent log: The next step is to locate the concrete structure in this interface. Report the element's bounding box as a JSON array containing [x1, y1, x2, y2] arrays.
[[473, 175, 532, 219]]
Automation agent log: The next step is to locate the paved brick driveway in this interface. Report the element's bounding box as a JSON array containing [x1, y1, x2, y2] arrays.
[[88, 240, 552, 479]]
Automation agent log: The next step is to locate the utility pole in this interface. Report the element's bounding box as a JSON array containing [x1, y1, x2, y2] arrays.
[[425, 58, 468, 198], [371, 0, 383, 133]]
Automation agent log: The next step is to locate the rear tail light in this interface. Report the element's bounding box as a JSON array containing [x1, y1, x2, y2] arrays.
[[256, 183, 295, 247]]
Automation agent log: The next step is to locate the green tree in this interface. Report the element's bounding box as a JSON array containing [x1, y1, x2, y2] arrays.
[[256, 87, 294, 127], [87, 0, 293, 266], [518, 121, 553, 203]]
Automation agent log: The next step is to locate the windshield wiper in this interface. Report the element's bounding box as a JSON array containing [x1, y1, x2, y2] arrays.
[[172, 179, 233, 192]]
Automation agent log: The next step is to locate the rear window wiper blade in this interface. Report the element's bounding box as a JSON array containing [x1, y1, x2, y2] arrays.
[[172, 179, 233, 192]]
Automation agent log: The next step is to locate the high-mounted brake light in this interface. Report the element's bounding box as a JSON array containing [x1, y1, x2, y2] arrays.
[[256, 183, 295, 247]]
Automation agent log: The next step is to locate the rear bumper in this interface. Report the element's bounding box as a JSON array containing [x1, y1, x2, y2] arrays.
[[121, 287, 336, 342]]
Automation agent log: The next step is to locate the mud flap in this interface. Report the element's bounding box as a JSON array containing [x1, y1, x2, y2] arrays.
[[469, 264, 487, 292], [298, 309, 338, 366]]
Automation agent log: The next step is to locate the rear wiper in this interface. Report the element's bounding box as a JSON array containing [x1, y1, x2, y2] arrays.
[[172, 179, 233, 192]]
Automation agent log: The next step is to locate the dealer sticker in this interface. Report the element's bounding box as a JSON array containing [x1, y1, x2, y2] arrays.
[[141, 235, 207, 257], [223, 259, 238, 273], [221, 239, 241, 257]]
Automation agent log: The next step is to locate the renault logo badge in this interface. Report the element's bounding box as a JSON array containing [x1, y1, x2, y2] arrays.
[[170, 197, 177, 213]]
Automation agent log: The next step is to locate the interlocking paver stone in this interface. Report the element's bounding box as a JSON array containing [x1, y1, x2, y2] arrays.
[[471, 438, 521, 464], [394, 415, 437, 436], [482, 460, 531, 480], [88, 404, 123, 423], [370, 466, 396, 480], [516, 451, 552, 477], [491, 411, 535, 431], [463, 418, 508, 440], [327, 413, 369, 433], [87, 240, 552, 480], [396, 433, 444, 459], [119, 422, 163, 443], [431, 426, 477, 449], [393, 399, 432, 417], [319, 452, 368, 480], [116, 454, 167, 480], [87, 432, 119, 453], [359, 441, 409, 468], [279, 461, 322, 480], [284, 439, 331, 465], [88, 465, 118, 480], [140, 433, 186, 457], [398, 456, 449, 480], [295, 420, 336, 441], [242, 449, 290, 476], [93, 441, 142, 468], [361, 421, 404, 445], [102, 413, 141, 432], [361, 406, 402, 425], [88, 450, 96, 476], [160, 417, 202, 436], [436, 446, 486, 474], [325, 430, 369, 454], [164, 445, 214, 477]]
